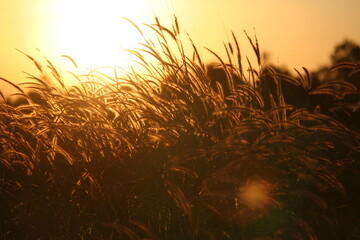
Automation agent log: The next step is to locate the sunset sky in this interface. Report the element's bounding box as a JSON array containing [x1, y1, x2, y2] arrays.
[[1, 0, 359, 92]]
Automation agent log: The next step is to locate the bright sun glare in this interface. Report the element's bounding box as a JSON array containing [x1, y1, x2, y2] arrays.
[[54, 0, 154, 72]]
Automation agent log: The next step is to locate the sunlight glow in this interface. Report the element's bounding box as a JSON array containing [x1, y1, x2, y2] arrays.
[[238, 180, 273, 208], [235, 179, 281, 225], [54, 0, 153, 72]]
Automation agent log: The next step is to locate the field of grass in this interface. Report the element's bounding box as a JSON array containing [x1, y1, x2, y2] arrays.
[[1, 17, 360, 239]]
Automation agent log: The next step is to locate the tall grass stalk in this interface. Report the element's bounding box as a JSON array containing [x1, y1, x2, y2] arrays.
[[0, 16, 359, 239]]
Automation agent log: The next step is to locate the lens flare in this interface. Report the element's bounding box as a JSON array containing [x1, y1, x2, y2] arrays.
[[238, 181, 271, 208], [235, 179, 280, 225]]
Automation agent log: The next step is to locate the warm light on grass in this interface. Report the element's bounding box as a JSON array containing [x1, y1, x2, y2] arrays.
[[0, 15, 359, 240]]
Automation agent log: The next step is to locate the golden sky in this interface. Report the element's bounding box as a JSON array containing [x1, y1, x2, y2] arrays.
[[1, 0, 360, 91]]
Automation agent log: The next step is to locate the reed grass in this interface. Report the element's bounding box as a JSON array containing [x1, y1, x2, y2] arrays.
[[0, 16, 359, 240]]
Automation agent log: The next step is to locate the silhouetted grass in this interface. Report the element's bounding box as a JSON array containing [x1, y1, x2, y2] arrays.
[[0, 17, 359, 240]]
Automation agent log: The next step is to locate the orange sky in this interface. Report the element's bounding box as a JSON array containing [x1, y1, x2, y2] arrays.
[[1, 0, 360, 93]]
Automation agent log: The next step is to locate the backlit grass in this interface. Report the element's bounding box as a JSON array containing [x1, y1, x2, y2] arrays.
[[1, 17, 359, 240]]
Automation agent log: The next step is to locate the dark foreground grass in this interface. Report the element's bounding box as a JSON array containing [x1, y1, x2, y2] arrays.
[[1, 17, 360, 239]]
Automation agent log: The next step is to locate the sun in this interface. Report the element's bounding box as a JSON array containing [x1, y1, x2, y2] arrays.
[[53, 0, 154, 72]]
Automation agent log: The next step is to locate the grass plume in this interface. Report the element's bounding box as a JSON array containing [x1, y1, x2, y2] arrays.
[[0, 16, 359, 240]]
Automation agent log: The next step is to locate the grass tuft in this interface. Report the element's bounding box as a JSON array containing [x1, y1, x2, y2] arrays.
[[0, 16, 359, 240]]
